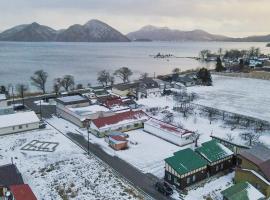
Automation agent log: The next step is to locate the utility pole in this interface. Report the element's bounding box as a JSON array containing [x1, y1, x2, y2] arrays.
[[87, 121, 90, 155], [40, 100, 42, 120]]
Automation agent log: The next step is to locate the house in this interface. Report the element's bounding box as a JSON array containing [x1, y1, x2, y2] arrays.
[[0, 164, 24, 187], [56, 95, 90, 108], [7, 184, 37, 200], [136, 78, 161, 99], [90, 110, 148, 137], [90, 86, 109, 97], [221, 182, 265, 200], [107, 135, 128, 151], [176, 76, 197, 87], [144, 118, 194, 146], [100, 96, 129, 111], [0, 111, 40, 136], [196, 140, 234, 176], [0, 94, 7, 107], [235, 144, 270, 198], [164, 148, 208, 190], [56, 95, 114, 127], [112, 83, 139, 97]]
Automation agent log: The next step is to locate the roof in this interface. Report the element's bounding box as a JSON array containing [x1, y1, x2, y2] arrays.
[[113, 83, 139, 91], [221, 182, 265, 200], [107, 131, 129, 138], [239, 144, 270, 181], [0, 164, 24, 186], [0, 111, 40, 129], [69, 105, 109, 116], [92, 110, 148, 129], [56, 95, 89, 105], [138, 78, 159, 89], [145, 118, 194, 137], [0, 94, 6, 101], [196, 140, 233, 163], [165, 148, 208, 175], [103, 96, 125, 108], [9, 184, 37, 200]]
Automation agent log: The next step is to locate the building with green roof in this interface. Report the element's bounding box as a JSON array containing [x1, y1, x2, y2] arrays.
[[221, 182, 265, 200], [196, 140, 234, 175], [164, 148, 208, 189]]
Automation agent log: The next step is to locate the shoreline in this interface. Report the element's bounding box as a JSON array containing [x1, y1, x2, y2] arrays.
[[212, 71, 270, 81]]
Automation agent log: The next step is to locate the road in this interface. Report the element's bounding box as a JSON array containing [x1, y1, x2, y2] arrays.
[[66, 132, 171, 200], [15, 95, 172, 200]]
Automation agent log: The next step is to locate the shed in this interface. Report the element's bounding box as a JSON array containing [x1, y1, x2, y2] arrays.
[[108, 135, 128, 151]]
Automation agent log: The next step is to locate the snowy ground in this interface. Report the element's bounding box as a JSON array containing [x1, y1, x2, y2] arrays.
[[0, 127, 142, 200], [188, 75, 270, 122]]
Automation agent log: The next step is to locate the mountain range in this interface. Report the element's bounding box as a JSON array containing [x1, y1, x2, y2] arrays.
[[0, 19, 130, 42], [0, 20, 270, 42]]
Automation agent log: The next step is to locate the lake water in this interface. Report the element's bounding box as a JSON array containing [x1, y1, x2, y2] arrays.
[[0, 41, 269, 91]]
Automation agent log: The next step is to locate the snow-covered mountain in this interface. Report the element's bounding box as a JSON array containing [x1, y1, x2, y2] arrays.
[[0, 22, 58, 42], [126, 25, 229, 41], [0, 20, 130, 42]]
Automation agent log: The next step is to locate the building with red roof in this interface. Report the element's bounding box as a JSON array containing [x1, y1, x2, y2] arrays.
[[144, 118, 195, 146], [7, 184, 37, 200], [108, 135, 128, 151], [90, 110, 149, 137]]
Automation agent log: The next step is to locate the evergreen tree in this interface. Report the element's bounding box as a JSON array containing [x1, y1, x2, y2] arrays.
[[215, 57, 225, 72], [197, 68, 212, 86]]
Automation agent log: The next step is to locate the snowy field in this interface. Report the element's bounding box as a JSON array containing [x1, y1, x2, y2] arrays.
[[188, 75, 270, 122], [0, 127, 142, 200]]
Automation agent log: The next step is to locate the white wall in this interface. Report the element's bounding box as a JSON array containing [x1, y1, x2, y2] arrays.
[[0, 100, 7, 108], [0, 122, 39, 136], [144, 123, 193, 146]]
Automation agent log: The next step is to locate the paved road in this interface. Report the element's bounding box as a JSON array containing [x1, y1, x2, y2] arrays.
[[67, 132, 171, 200]]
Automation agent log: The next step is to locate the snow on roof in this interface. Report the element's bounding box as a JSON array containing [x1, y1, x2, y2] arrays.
[[145, 118, 194, 136], [10, 184, 37, 200], [109, 135, 128, 144], [0, 111, 40, 129], [69, 105, 110, 116], [57, 95, 88, 104], [0, 94, 6, 101], [92, 110, 148, 129]]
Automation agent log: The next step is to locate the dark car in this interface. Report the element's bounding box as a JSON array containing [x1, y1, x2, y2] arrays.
[[155, 181, 173, 196]]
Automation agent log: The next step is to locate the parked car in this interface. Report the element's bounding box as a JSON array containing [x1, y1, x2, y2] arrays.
[[39, 123, 47, 129], [155, 181, 173, 196]]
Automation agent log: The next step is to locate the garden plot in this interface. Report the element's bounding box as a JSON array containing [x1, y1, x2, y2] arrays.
[[21, 140, 59, 152], [0, 127, 142, 200], [188, 75, 270, 122]]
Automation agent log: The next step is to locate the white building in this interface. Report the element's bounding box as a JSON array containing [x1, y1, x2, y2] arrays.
[[0, 111, 40, 136], [0, 94, 7, 108], [144, 118, 194, 146]]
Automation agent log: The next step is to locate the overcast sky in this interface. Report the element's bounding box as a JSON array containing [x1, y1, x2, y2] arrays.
[[0, 0, 269, 37]]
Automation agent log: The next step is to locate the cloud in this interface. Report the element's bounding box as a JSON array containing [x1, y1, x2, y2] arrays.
[[0, 0, 269, 37]]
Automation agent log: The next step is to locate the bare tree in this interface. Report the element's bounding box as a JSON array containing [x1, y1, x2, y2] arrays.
[[53, 78, 62, 95], [199, 49, 211, 61], [16, 83, 28, 106], [226, 133, 235, 141], [30, 70, 48, 94], [191, 131, 201, 147], [172, 68, 181, 74], [242, 132, 261, 146], [140, 72, 149, 80], [114, 67, 133, 83], [97, 70, 110, 86], [61, 75, 75, 92]]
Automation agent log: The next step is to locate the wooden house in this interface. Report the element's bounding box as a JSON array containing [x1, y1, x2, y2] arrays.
[[235, 144, 270, 198], [221, 182, 265, 200], [196, 140, 234, 176], [164, 148, 208, 190]]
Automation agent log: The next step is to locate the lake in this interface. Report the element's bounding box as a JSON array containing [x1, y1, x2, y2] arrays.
[[0, 41, 269, 91]]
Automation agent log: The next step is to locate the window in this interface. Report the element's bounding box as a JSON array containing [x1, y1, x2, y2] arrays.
[[126, 125, 131, 129], [117, 127, 122, 131], [221, 163, 224, 169], [167, 174, 171, 181], [192, 175, 196, 182], [134, 123, 139, 127], [216, 165, 219, 172], [18, 125, 22, 129], [174, 177, 180, 186], [187, 177, 190, 184]]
